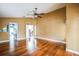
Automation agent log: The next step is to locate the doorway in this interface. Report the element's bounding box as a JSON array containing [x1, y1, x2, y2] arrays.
[[8, 23, 18, 52], [26, 24, 36, 53]]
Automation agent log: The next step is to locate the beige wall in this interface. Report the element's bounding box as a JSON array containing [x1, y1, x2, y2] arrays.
[[0, 18, 36, 41], [37, 7, 66, 41], [66, 4, 79, 51]]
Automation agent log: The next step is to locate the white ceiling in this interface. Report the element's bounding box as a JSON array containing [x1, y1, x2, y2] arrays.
[[0, 3, 65, 17]]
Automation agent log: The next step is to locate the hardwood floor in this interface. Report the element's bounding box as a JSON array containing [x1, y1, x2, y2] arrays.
[[0, 39, 79, 56]]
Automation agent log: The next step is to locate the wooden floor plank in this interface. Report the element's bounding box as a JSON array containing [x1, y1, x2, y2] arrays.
[[0, 39, 79, 56]]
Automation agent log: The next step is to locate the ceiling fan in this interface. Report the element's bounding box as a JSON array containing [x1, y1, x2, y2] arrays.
[[33, 8, 45, 18], [26, 8, 45, 19]]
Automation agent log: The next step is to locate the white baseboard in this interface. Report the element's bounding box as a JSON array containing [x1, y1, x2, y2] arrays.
[[17, 38, 26, 40], [0, 38, 26, 43], [0, 40, 9, 43], [37, 36, 65, 44], [66, 48, 79, 55]]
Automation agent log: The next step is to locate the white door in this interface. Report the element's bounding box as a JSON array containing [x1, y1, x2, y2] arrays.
[[26, 24, 36, 53]]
